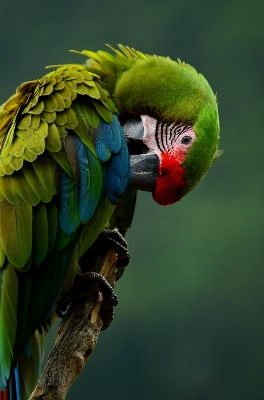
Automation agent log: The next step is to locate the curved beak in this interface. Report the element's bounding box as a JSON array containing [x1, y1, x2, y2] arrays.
[[130, 153, 159, 192]]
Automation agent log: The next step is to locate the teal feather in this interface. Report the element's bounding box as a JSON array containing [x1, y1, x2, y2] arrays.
[[78, 143, 102, 223], [63, 133, 102, 225], [94, 136, 111, 162], [105, 132, 131, 203], [14, 366, 21, 400], [58, 170, 80, 235], [95, 116, 121, 153]]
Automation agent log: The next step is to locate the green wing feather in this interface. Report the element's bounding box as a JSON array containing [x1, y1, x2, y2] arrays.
[[0, 65, 115, 260], [0, 65, 116, 175], [0, 200, 32, 267], [0, 60, 121, 393], [0, 241, 6, 269]]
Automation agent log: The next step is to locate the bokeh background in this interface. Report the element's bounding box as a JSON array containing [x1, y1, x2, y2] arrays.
[[1, 0, 264, 399]]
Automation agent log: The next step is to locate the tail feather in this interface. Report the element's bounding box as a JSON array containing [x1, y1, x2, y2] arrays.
[[19, 331, 44, 400], [0, 365, 21, 400], [0, 390, 9, 400], [0, 357, 36, 400], [13, 367, 20, 400]]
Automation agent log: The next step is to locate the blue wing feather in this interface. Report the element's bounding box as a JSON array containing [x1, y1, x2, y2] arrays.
[[62, 134, 102, 227], [93, 116, 131, 204], [95, 116, 121, 153], [59, 115, 130, 230], [104, 132, 131, 203], [94, 136, 111, 162], [59, 170, 80, 235], [76, 138, 102, 223], [14, 366, 21, 400]]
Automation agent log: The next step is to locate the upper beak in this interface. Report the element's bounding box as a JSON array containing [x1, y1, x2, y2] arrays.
[[130, 153, 159, 192], [122, 117, 159, 192]]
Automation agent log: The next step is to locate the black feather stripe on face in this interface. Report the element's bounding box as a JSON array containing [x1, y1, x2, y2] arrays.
[[154, 121, 193, 153], [155, 121, 162, 152]]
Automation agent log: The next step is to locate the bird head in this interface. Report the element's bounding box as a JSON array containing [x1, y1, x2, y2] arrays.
[[82, 45, 221, 205], [114, 54, 220, 205]]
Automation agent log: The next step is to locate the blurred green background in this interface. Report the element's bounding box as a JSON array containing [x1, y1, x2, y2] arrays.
[[1, 0, 264, 398]]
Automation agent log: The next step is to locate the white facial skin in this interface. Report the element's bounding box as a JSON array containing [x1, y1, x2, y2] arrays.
[[141, 115, 196, 161]]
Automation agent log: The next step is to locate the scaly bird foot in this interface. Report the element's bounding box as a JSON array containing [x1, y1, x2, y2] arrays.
[[80, 229, 130, 280], [56, 272, 118, 330]]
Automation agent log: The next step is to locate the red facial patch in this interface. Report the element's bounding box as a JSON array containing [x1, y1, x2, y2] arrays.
[[153, 150, 186, 206]]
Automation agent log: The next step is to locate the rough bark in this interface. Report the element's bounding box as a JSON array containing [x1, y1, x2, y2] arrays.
[[29, 249, 118, 400]]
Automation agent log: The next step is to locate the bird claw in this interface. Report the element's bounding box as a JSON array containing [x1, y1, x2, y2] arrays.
[[80, 229, 130, 280], [56, 272, 118, 330], [56, 230, 129, 329]]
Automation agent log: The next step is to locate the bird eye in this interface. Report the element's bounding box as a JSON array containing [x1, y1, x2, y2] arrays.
[[181, 136, 192, 145]]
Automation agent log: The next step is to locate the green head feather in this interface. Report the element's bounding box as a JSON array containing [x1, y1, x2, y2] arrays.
[[114, 55, 220, 194], [83, 45, 220, 196]]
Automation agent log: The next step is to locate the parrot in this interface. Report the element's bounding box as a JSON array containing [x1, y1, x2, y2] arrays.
[[0, 44, 220, 400]]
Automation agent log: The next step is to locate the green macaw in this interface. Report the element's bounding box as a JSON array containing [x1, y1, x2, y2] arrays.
[[0, 44, 220, 400]]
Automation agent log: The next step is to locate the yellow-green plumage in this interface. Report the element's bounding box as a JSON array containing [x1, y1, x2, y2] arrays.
[[0, 65, 115, 177], [0, 200, 32, 267]]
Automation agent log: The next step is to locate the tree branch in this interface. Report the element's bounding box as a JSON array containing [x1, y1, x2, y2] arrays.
[[29, 249, 118, 400]]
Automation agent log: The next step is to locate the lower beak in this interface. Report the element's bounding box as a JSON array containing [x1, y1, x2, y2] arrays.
[[129, 153, 159, 192]]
